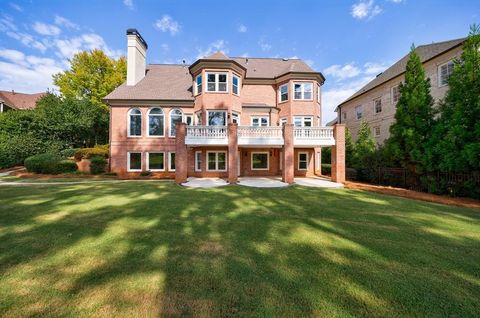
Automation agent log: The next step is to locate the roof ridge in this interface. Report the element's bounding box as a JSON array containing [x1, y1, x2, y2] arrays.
[[416, 37, 466, 48], [147, 63, 191, 66], [231, 56, 301, 60]]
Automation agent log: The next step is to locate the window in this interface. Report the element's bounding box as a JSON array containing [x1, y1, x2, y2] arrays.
[[147, 152, 165, 171], [196, 112, 202, 125], [168, 152, 175, 171], [128, 108, 142, 137], [147, 108, 164, 137], [207, 111, 227, 126], [294, 116, 313, 127], [232, 75, 240, 95], [391, 85, 400, 104], [127, 152, 142, 171], [374, 98, 382, 114], [298, 152, 308, 170], [206, 72, 228, 92], [342, 112, 347, 121], [438, 60, 454, 87], [169, 108, 183, 137], [355, 105, 363, 120], [195, 151, 202, 171], [251, 116, 269, 127], [279, 84, 288, 102], [232, 112, 240, 124], [207, 151, 227, 171], [293, 82, 313, 100], [195, 75, 202, 95], [251, 152, 269, 170], [374, 126, 381, 137], [280, 117, 287, 126], [317, 84, 321, 103], [185, 114, 194, 126]]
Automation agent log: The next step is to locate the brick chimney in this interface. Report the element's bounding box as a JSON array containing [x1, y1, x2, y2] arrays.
[[126, 28, 148, 86]]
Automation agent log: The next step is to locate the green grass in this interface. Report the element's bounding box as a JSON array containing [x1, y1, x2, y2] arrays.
[[0, 182, 479, 317]]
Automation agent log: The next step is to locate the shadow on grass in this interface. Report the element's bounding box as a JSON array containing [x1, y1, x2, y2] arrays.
[[0, 183, 479, 317]]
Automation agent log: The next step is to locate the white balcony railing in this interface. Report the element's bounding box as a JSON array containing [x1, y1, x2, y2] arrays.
[[238, 126, 284, 146], [293, 127, 335, 146], [185, 126, 228, 145]]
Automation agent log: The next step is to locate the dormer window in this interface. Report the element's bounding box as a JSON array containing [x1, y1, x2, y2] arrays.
[[206, 72, 228, 92], [232, 75, 240, 95], [195, 75, 202, 95], [294, 82, 313, 100]]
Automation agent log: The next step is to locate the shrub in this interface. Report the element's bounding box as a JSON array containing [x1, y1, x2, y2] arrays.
[[61, 148, 80, 159], [24, 153, 77, 174], [90, 156, 107, 174], [74, 146, 109, 161], [321, 163, 331, 176]]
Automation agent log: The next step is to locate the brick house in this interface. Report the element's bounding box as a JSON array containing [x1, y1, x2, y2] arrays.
[[104, 29, 345, 184], [335, 38, 464, 144], [0, 90, 45, 112]]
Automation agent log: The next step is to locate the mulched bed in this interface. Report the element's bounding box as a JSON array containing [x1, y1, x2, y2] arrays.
[[345, 181, 480, 209]]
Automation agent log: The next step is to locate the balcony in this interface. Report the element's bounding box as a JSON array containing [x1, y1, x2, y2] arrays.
[[185, 125, 335, 147]]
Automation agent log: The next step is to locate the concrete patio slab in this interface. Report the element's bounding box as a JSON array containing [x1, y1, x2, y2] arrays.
[[238, 177, 289, 188], [182, 177, 229, 188], [295, 177, 344, 188]]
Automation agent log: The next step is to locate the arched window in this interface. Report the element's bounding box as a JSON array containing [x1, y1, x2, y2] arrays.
[[128, 108, 142, 137], [169, 108, 183, 137], [148, 107, 164, 137]]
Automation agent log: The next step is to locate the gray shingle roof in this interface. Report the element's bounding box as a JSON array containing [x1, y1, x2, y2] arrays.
[[232, 57, 316, 79], [337, 38, 465, 108], [0, 90, 45, 109]]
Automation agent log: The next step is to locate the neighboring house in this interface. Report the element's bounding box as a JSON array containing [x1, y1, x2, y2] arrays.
[[104, 29, 346, 184], [0, 90, 45, 112], [335, 38, 465, 144]]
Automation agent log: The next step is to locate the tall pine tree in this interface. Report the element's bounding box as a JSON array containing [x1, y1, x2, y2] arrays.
[[426, 25, 480, 172], [385, 45, 435, 173]]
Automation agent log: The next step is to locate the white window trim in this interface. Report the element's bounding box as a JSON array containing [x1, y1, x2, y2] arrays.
[[169, 108, 183, 137], [438, 60, 454, 87], [298, 152, 308, 170], [127, 108, 142, 138], [280, 117, 288, 126], [146, 107, 165, 138], [146, 152, 165, 171], [373, 98, 382, 115], [293, 82, 314, 101], [251, 116, 270, 127], [195, 111, 202, 125], [232, 112, 240, 124], [185, 114, 194, 126], [127, 152, 142, 172], [195, 74, 202, 95], [251, 152, 269, 170], [391, 85, 400, 104], [279, 83, 289, 103], [355, 105, 363, 121], [168, 152, 176, 171], [317, 84, 321, 103], [206, 72, 229, 93], [206, 110, 227, 126], [293, 116, 313, 127], [195, 151, 202, 172], [232, 74, 240, 96], [206, 151, 227, 171]]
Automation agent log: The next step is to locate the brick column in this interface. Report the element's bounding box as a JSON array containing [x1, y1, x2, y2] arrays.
[[331, 124, 346, 183], [175, 123, 188, 184], [228, 123, 238, 183], [282, 124, 294, 184]]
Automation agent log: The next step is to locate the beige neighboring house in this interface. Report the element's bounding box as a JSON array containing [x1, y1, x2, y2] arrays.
[[0, 90, 45, 112], [335, 38, 465, 144]]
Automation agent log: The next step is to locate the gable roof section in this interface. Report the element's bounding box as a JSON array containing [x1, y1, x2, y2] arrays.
[[232, 57, 317, 79], [337, 38, 465, 109], [0, 91, 45, 110]]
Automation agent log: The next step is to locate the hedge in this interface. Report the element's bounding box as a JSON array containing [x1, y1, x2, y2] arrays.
[[24, 153, 77, 174], [90, 156, 107, 174], [321, 163, 331, 175], [74, 145, 109, 161]]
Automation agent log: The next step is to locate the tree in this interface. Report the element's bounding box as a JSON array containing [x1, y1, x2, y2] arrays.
[[385, 45, 435, 173], [426, 25, 480, 172], [353, 121, 376, 168], [53, 49, 126, 111], [345, 127, 355, 168]]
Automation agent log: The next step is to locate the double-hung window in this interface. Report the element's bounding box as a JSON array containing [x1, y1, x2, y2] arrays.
[[293, 82, 313, 100], [127, 152, 142, 171], [374, 98, 382, 114], [251, 116, 269, 127], [195, 151, 202, 171], [206, 72, 228, 92], [279, 84, 288, 102], [147, 152, 165, 171], [251, 152, 269, 170], [207, 151, 227, 171], [128, 108, 142, 137], [298, 152, 308, 170], [438, 60, 454, 87], [195, 75, 202, 95], [293, 116, 313, 127], [355, 105, 363, 120], [391, 85, 400, 104], [232, 75, 240, 95], [207, 111, 227, 126]]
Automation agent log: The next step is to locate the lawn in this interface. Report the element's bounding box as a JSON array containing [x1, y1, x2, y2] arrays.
[[0, 182, 479, 317]]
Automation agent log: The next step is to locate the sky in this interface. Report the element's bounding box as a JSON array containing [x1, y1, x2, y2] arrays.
[[0, 0, 478, 124]]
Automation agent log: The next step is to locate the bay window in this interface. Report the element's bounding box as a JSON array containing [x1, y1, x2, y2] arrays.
[[294, 82, 313, 100], [206, 72, 228, 92], [251, 116, 269, 127], [232, 75, 240, 95], [195, 75, 202, 95], [279, 84, 288, 102], [207, 111, 227, 126], [293, 116, 313, 127]]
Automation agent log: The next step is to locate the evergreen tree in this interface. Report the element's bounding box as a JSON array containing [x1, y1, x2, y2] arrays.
[[426, 25, 480, 172], [345, 127, 355, 168], [353, 121, 376, 168], [385, 45, 435, 172]]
